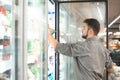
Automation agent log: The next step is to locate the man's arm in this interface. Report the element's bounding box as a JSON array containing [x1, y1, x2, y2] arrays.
[[48, 27, 58, 49], [48, 26, 85, 57]]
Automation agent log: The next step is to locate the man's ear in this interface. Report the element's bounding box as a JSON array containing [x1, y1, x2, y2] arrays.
[[89, 29, 94, 34]]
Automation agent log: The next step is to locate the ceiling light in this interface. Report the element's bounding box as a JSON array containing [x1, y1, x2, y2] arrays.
[[97, 7, 103, 21], [108, 15, 120, 27], [97, 2, 99, 6]]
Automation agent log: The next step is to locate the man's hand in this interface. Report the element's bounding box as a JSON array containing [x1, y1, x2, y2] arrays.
[[48, 25, 58, 49], [48, 24, 52, 34]]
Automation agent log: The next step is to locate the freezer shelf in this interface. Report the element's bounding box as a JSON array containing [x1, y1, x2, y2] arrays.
[[0, 59, 11, 73]]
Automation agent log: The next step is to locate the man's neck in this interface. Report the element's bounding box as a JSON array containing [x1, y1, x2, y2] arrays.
[[87, 35, 97, 39]]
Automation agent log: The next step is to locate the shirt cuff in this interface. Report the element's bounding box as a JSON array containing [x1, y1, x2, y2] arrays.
[[55, 43, 61, 52]]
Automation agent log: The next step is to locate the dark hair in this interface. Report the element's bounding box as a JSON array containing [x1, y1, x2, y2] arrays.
[[84, 18, 100, 35]]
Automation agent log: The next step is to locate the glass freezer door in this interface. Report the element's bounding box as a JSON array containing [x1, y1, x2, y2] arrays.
[[24, 0, 48, 80], [59, 1, 107, 80], [0, 0, 15, 80]]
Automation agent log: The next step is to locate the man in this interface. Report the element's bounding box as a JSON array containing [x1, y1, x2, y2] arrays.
[[48, 18, 112, 80]]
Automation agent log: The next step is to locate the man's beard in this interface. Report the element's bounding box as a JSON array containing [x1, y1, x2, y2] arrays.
[[82, 35, 88, 39]]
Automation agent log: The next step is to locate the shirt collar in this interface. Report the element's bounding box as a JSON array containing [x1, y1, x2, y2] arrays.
[[86, 37, 98, 41]]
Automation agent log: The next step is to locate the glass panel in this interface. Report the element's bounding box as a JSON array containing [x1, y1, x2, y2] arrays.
[[0, 0, 13, 80], [48, 1, 55, 80], [59, 2, 106, 80], [25, 0, 47, 80]]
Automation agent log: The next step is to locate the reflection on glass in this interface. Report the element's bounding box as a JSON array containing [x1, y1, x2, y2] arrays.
[[0, 0, 13, 80], [26, 0, 47, 80], [59, 2, 106, 80]]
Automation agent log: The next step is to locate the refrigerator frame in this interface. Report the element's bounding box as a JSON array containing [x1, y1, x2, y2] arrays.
[[52, 0, 108, 80]]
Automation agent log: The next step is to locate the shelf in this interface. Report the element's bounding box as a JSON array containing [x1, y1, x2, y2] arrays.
[[112, 38, 120, 41], [0, 59, 11, 73]]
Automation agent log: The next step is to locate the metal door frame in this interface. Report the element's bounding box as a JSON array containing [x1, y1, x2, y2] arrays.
[[52, 0, 108, 80]]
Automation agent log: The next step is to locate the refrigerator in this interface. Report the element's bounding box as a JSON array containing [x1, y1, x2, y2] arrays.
[[0, 0, 108, 80], [0, 0, 13, 80], [58, 1, 108, 80], [0, 0, 48, 80], [24, 0, 48, 80], [47, 0, 108, 80]]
